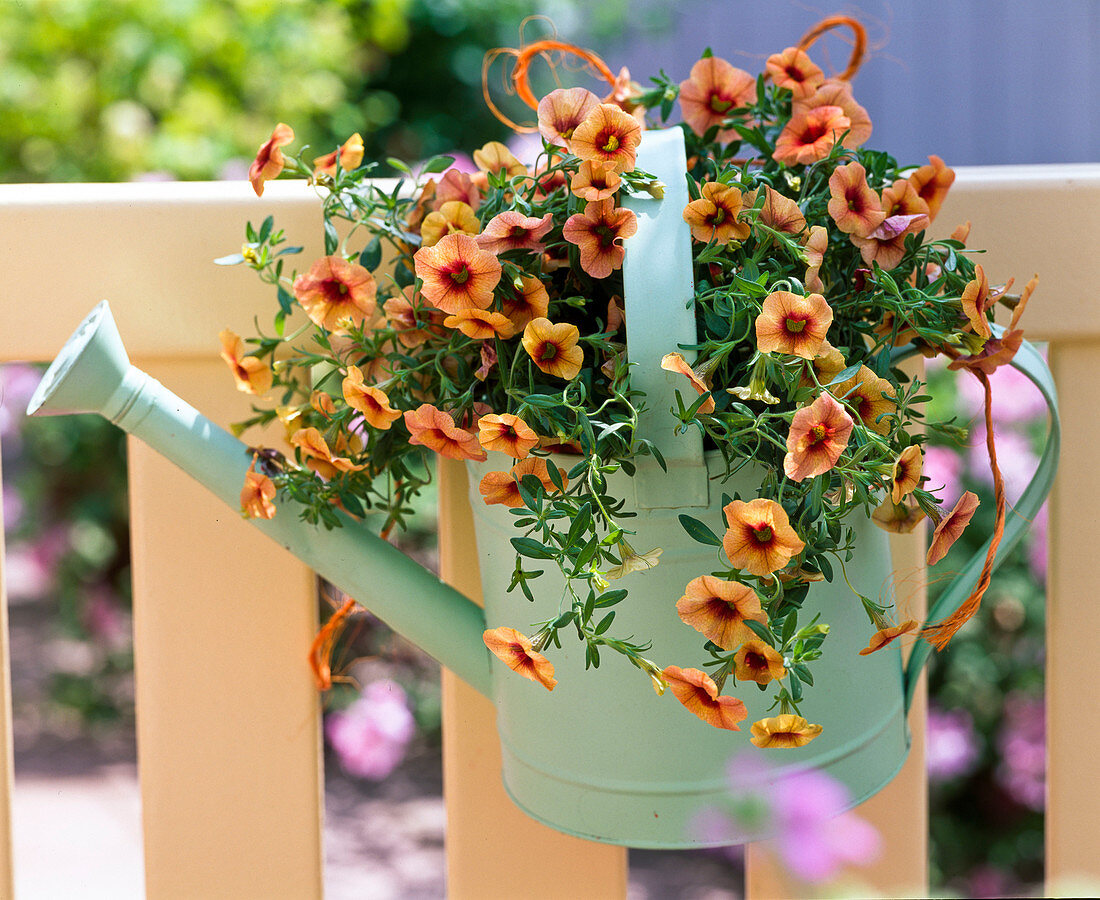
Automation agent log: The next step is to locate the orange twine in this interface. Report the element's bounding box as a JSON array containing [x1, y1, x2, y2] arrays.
[[921, 370, 1007, 649], [796, 15, 868, 81], [309, 595, 358, 691], [483, 39, 617, 131]]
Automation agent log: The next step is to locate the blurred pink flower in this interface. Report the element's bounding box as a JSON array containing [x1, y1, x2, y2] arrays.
[[0, 363, 44, 441], [927, 703, 980, 781], [996, 691, 1045, 811], [923, 444, 963, 503], [957, 362, 1048, 425], [3, 485, 24, 530], [325, 679, 415, 780], [967, 426, 1037, 503], [83, 589, 131, 651]]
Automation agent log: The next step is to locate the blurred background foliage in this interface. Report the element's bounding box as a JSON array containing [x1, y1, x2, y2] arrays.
[[1, 1, 1049, 896]]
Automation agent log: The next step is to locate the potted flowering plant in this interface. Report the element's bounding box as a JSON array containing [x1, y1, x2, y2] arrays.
[[213, 17, 1056, 844]]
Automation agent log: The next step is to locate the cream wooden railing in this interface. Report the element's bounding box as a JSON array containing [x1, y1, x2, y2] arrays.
[[0, 165, 1095, 898]]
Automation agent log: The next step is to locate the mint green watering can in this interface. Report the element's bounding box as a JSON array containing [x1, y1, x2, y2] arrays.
[[28, 130, 1059, 848]]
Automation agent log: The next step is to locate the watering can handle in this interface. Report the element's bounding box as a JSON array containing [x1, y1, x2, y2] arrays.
[[621, 128, 708, 509], [901, 333, 1060, 710]]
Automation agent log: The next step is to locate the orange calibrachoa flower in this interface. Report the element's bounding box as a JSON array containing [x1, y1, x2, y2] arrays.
[[293, 256, 378, 333], [850, 210, 929, 270], [882, 177, 930, 220], [755, 290, 833, 360], [435, 168, 482, 210], [960, 264, 994, 339], [522, 318, 583, 380], [562, 199, 638, 279], [675, 575, 767, 649], [413, 232, 502, 314], [802, 225, 828, 292], [570, 103, 642, 173], [661, 352, 715, 414], [742, 186, 807, 237], [476, 211, 553, 255], [312, 133, 364, 176], [403, 403, 487, 461], [750, 714, 823, 748], [537, 87, 601, 147], [773, 104, 850, 166], [291, 427, 365, 476], [249, 123, 294, 196], [219, 329, 272, 395], [482, 627, 557, 690], [679, 56, 756, 142], [733, 640, 787, 685], [811, 339, 847, 386], [477, 413, 539, 458], [949, 274, 1036, 375], [872, 496, 925, 533], [682, 182, 750, 244], [383, 288, 446, 349], [500, 275, 550, 330], [795, 80, 872, 146], [891, 445, 923, 503], [472, 141, 527, 178], [443, 308, 517, 340], [859, 620, 919, 655], [765, 46, 824, 98], [478, 457, 568, 507], [831, 365, 897, 435], [827, 161, 885, 238], [722, 498, 806, 577], [783, 392, 855, 482], [927, 491, 980, 565], [661, 665, 748, 731], [342, 366, 401, 430], [240, 455, 276, 520], [908, 154, 955, 221], [420, 201, 481, 248], [570, 160, 622, 201]]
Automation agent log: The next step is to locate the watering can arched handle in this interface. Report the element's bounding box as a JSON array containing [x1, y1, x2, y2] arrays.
[[900, 332, 1060, 710]]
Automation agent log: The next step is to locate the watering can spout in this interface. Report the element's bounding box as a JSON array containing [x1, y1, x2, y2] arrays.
[[29, 302, 493, 697]]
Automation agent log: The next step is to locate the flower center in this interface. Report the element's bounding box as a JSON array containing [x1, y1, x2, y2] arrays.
[[321, 278, 350, 303], [785, 316, 806, 333], [450, 265, 470, 285], [510, 225, 529, 239], [752, 525, 774, 544], [809, 424, 828, 444], [709, 94, 732, 114], [745, 651, 767, 670], [595, 224, 616, 247], [800, 121, 828, 144], [785, 66, 805, 82], [601, 132, 621, 153], [710, 208, 727, 226], [540, 342, 559, 362]]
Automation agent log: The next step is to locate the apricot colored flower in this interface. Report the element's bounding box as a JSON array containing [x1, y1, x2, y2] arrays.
[[435, 168, 482, 210], [383, 289, 446, 348], [478, 413, 539, 458], [960, 264, 994, 339], [783, 392, 855, 482], [500, 276, 550, 330], [293, 256, 377, 333], [723, 498, 805, 577], [483, 627, 556, 690], [562, 199, 638, 279], [756, 291, 833, 360], [676, 575, 766, 650], [891, 445, 923, 503], [766, 46, 824, 99], [733, 639, 787, 685], [342, 366, 401, 430], [927, 491, 979, 565], [773, 105, 850, 166], [831, 366, 897, 435], [472, 141, 527, 178], [744, 186, 807, 236], [827, 162, 885, 238], [476, 211, 553, 255], [683, 182, 750, 245], [803, 225, 828, 292], [420, 201, 481, 248], [478, 457, 567, 508], [240, 456, 276, 520], [403, 403, 487, 461], [872, 496, 925, 534], [908, 155, 955, 221], [811, 339, 847, 386], [679, 56, 756, 141], [949, 274, 1036, 375], [249, 123, 294, 196], [750, 714, 823, 748], [219, 329, 272, 395], [522, 318, 583, 380], [537, 87, 601, 147], [570, 103, 642, 174], [882, 178, 930, 220], [414, 233, 502, 315], [570, 160, 622, 201], [661, 665, 747, 731], [443, 309, 517, 340], [661, 352, 715, 414], [291, 427, 365, 475], [312, 132, 364, 176], [850, 212, 928, 270], [795, 80, 872, 147], [859, 620, 919, 656]]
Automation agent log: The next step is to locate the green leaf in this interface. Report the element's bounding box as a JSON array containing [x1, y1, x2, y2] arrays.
[[594, 612, 615, 635], [565, 503, 592, 547], [359, 236, 382, 271], [744, 619, 774, 646], [421, 155, 456, 174], [510, 537, 555, 560], [546, 461, 566, 492], [277, 285, 294, 316], [826, 363, 862, 387], [258, 215, 274, 243], [323, 219, 339, 255], [594, 589, 627, 608], [793, 664, 814, 686], [678, 514, 723, 546], [386, 157, 412, 174]]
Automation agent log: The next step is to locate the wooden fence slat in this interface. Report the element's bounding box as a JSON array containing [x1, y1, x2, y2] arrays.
[[128, 360, 323, 900], [439, 458, 630, 900], [0, 437, 17, 898]]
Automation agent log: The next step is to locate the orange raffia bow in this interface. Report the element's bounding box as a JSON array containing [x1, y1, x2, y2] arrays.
[[796, 15, 868, 81], [483, 38, 618, 132], [309, 594, 358, 691]]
